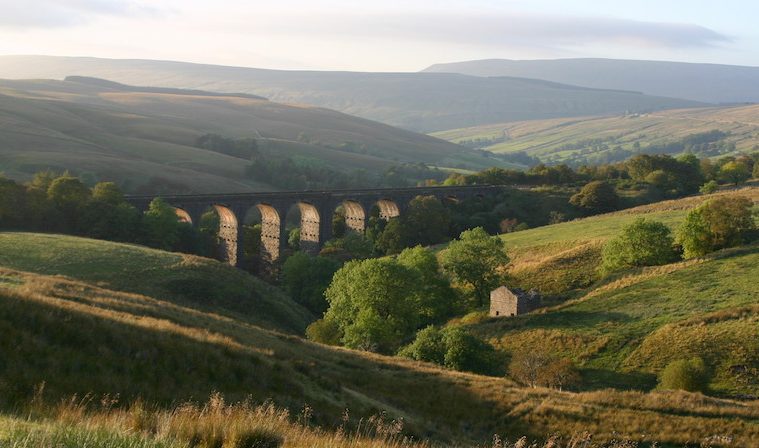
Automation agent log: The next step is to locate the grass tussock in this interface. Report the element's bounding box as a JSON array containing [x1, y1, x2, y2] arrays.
[[17, 393, 421, 448]]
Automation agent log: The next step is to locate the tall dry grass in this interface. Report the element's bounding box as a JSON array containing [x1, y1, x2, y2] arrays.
[[13, 392, 710, 448]]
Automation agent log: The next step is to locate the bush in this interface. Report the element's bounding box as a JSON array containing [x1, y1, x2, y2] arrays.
[[699, 180, 719, 194], [399, 326, 501, 375], [677, 196, 756, 258], [321, 232, 375, 260], [508, 348, 580, 390], [441, 327, 501, 375], [397, 326, 445, 365], [658, 357, 709, 392], [305, 319, 342, 346], [600, 218, 679, 276]]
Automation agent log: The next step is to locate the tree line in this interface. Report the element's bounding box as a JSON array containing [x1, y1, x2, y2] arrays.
[[0, 172, 217, 256], [446, 152, 757, 192]]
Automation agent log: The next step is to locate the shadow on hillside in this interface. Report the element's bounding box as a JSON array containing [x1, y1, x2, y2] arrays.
[[484, 310, 631, 333], [0, 283, 526, 442], [579, 368, 656, 392]]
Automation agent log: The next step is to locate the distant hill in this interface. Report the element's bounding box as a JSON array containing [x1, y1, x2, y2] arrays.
[[0, 55, 702, 132], [424, 58, 759, 104], [0, 76, 491, 193], [432, 104, 759, 165]]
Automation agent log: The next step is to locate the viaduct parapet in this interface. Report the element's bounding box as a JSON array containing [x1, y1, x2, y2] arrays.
[[125, 185, 505, 267]]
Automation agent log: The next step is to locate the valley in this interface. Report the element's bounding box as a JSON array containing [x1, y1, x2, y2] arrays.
[[0, 187, 758, 446], [433, 105, 759, 165]]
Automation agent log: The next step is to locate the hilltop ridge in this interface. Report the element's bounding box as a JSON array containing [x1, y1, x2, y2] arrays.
[[0, 55, 702, 132]]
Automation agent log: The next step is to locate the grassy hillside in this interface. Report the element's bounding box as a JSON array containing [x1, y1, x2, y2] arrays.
[[2, 233, 759, 445], [0, 55, 702, 132], [432, 105, 759, 164], [0, 233, 313, 333], [0, 77, 493, 192], [424, 58, 759, 104], [467, 187, 759, 396], [499, 187, 759, 296]]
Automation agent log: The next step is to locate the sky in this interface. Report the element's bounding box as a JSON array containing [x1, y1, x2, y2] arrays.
[[0, 0, 756, 71]]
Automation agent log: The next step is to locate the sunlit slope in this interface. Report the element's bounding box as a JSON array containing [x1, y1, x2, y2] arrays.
[[0, 77, 486, 192], [432, 105, 759, 163], [0, 232, 313, 333], [0, 55, 702, 132], [1, 235, 759, 444], [470, 188, 759, 395], [497, 187, 759, 295]]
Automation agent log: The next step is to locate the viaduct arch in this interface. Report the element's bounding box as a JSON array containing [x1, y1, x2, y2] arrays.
[[127, 185, 503, 267]]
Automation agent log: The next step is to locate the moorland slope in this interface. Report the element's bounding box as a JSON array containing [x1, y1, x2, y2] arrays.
[[469, 187, 759, 396], [0, 77, 490, 192], [1, 231, 759, 445], [0, 55, 702, 132], [424, 58, 759, 104]]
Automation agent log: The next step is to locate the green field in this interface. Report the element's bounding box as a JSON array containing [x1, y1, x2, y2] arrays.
[[2, 229, 759, 445], [468, 187, 759, 395], [0, 232, 313, 333], [432, 105, 759, 164]]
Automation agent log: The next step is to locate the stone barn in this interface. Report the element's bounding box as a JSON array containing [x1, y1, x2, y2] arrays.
[[489, 286, 540, 317]]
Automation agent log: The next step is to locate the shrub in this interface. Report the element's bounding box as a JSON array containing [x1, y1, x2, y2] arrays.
[[508, 348, 580, 390], [397, 326, 445, 365], [441, 327, 500, 375], [676, 196, 756, 258], [305, 318, 342, 346], [658, 357, 709, 392], [399, 326, 500, 375], [600, 218, 679, 276], [322, 232, 375, 260], [699, 180, 719, 194]]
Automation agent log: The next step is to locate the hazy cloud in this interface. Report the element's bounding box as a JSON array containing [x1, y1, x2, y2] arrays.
[[253, 12, 730, 50], [0, 0, 164, 28]]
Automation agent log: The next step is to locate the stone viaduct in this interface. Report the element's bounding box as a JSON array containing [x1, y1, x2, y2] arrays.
[[126, 185, 504, 267]]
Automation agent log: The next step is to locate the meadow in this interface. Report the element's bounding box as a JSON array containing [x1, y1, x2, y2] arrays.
[[467, 187, 759, 395], [432, 105, 759, 164]]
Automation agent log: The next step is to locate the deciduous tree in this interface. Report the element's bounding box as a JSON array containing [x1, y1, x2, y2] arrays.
[[569, 181, 619, 213], [677, 196, 756, 258], [600, 218, 679, 275], [440, 227, 509, 308], [322, 258, 421, 353]]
